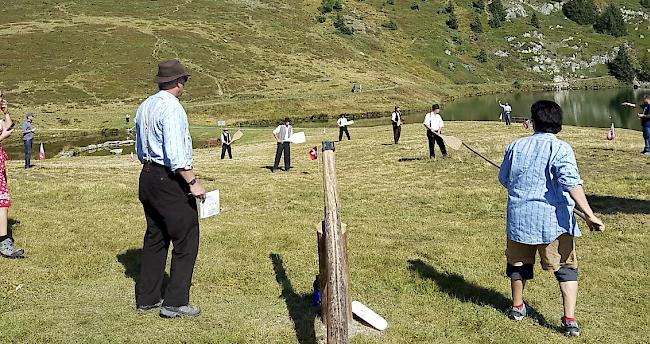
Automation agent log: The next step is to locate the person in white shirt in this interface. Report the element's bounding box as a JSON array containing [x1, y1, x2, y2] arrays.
[[220, 128, 232, 159], [391, 106, 402, 144], [423, 104, 448, 158], [499, 100, 512, 126], [272, 117, 293, 172], [337, 114, 351, 141]]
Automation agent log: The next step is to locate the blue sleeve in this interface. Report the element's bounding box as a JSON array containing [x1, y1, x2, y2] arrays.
[[161, 105, 192, 171], [552, 144, 583, 192], [498, 144, 513, 187]]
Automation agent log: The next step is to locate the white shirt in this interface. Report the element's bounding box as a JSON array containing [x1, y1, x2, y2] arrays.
[[500, 104, 512, 113], [392, 111, 401, 126], [272, 124, 293, 142], [337, 117, 348, 127], [423, 112, 444, 131]]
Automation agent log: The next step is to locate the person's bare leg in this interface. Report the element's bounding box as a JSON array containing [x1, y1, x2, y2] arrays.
[[511, 279, 526, 306], [0, 207, 8, 237], [559, 281, 578, 318]]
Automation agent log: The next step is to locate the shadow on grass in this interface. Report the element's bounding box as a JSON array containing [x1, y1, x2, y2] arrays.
[[587, 195, 650, 215], [407, 259, 550, 328], [398, 157, 426, 162], [117, 248, 169, 292], [270, 253, 318, 344]]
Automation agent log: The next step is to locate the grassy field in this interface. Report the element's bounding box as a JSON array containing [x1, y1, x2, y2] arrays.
[[0, 121, 648, 343]]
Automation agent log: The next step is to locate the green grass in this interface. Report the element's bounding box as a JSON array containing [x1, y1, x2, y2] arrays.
[[1, 122, 648, 343]]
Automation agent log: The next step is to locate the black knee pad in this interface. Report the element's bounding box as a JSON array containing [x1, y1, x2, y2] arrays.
[[506, 264, 534, 280], [554, 267, 578, 282]]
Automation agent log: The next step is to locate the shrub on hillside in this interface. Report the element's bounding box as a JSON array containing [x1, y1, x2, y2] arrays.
[[320, 0, 342, 14], [445, 1, 454, 14], [642, 0, 650, 9], [334, 13, 354, 35], [638, 51, 650, 81], [411, 3, 419, 10], [530, 12, 540, 28], [476, 49, 488, 63], [472, 0, 485, 11], [386, 0, 394, 5], [382, 19, 398, 30], [488, 0, 507, 28], [317, 15, 326, 23], [562, 0, 598, 25], [470, 15, 483, 33], [594, 4, 627, 37], [608, 47, 636, 82], [447, 12, 459, 29]]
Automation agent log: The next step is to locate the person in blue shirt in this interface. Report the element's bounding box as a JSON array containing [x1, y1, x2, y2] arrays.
[[134, 59, 206, 318], [622, 95, 650, 155], [498, 100, 604, 337]]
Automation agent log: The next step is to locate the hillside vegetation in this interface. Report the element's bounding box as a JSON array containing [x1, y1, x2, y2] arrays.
[[0, 0, 648, 128]]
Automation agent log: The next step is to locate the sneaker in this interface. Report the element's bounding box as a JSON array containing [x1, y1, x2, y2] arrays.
[[136, 299, 163, 313], [561, 317, 580, 337], [507, 304, 534, 321], [644, 152, 650, 156], [0, 238, 24, 258], [160, 304, 201, 318]]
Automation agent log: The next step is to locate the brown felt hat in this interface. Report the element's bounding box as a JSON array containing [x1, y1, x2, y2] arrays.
[[154, 59, 190, 83]]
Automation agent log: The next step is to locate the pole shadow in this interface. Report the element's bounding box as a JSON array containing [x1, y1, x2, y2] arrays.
[[270, 253, 318, 344], [117, 248, 169, 293], [398, 157, 426, 162], [586, 195, 650, 215], [407, 259, 550, 328]]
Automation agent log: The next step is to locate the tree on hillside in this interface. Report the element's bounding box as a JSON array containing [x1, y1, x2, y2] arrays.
[[476, 49, 488, 63], [594, 4, 627, 37], [446, 2, 459, 30], [562, 0, 598, 25], [334, 13, 354, 35], [608, 47, 636, 82], [530, 12, 540, 28], [472, 0, 485, 11], [638, 51, 650, 81], [488, 0, 507, 28], [470, 15, 484, 33], [642, 0, 650, 9], [320, 0, 343, 14]]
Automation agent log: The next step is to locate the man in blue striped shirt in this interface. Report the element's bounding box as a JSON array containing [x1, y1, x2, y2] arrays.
[[134, 59, 206, 318], [498, 100, 603, 337]]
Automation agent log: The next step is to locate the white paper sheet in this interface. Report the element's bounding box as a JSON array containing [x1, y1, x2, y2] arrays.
[[288, 132, 306, 144], [200, 190, 220, 219]]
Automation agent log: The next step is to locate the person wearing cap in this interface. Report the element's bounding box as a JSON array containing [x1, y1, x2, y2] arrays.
[[21, 112, 36, 168], [391, 106, 402, 144], [337, 114, 351, 141], [423, 104, 448, 158], [134, 59, 206, 318], [220, 128, 232, 159], [272, 117, 293, 172]]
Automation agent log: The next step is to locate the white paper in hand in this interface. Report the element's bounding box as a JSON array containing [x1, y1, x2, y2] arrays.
[[288, 132, 306, 144], [200, 190, 220, 219]]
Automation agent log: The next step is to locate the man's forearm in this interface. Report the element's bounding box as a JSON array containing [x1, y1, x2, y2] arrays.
[[177, 169, 196, 183], [568, 185, 594, 217]]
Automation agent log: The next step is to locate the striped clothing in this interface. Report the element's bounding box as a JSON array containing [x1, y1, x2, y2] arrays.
[[135, 90, 193, 171], [498, 132, 583, 245]]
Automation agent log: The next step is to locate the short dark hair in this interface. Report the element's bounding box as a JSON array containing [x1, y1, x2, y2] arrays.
[[283, 117, 291, 124], [158, 76, 187, 90], [531, 100, 562, 134]]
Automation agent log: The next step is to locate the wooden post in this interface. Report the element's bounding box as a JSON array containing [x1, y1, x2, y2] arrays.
[[320, 141, 350, 344]]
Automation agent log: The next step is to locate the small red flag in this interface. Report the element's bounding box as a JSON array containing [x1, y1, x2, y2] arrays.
[[38, 143, 45, 160], [523, 119, 530, 130], [308, 146, 318, 160]]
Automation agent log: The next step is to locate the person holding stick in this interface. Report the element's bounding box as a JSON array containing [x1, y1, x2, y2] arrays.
[[391, 106, 402, 144], [0, 97, 24, 258], [337, 114, 351, 141], [498, 100, 604, 337], [423, 104, 447, 158], [272, 117, 293, 172], [220, 128, 232, 159], [134, 59, 205, 318], [622, 95, 650, 155]]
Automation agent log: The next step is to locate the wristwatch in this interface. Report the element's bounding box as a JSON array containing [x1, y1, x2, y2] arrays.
[[188, 178, 197, 186]]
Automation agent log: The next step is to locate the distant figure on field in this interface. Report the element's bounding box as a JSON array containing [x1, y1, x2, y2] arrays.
[[337, 114, 351, 141], [220, 128, 232, 159], [21, 112, 36, 168], [0, 98, 23, 258], [135, 59, 205, 318], [622, 95, 650, 155], [125, 113, 130, 125], [499, 100, 512, 126], [272, 117, 293, 172], [423, 104, 447, 158], [498, 100, 604, 337], [391, 106, 402, 144]]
